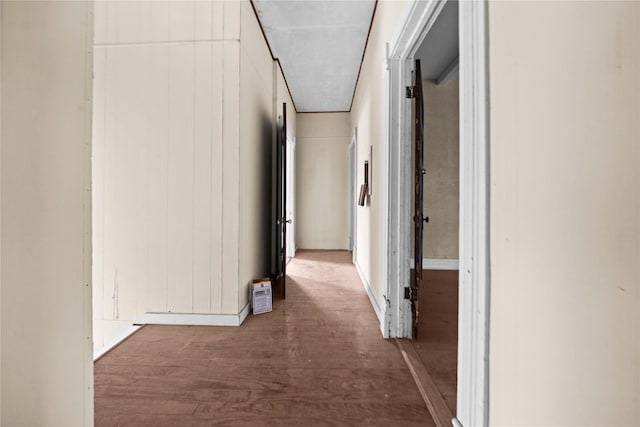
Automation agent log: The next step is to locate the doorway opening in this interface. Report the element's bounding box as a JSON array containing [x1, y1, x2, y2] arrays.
[[385, 0, 489, 426], [407, 0, 460, 420]]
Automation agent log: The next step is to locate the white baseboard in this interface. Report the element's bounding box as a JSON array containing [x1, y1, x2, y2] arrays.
[[354, 259, 383, 325], [93, 303, 251, 362], [410, 258, 459, 270], [139, 302, 251, 327], [93, 324, 142, 361]]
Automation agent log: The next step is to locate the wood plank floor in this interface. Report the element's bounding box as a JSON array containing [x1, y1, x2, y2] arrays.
[[95, 250, 435, 426], [411, 269, 458, 414]]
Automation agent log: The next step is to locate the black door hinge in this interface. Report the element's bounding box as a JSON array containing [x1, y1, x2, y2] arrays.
[[405, 86, 415, 99], [404, 287, 417, 301]]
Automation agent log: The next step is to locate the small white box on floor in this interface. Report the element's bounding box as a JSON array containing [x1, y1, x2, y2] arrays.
[[252, 278, 272, 315]]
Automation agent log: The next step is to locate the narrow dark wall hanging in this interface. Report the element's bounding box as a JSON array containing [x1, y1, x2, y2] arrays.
[[358, 160, 369, 206]]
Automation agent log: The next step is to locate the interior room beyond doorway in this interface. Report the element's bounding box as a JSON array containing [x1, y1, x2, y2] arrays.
[[405, 0, 460, 423]]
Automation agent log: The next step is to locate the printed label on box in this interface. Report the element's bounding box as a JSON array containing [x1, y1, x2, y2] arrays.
[[252, 281, 272, 315]]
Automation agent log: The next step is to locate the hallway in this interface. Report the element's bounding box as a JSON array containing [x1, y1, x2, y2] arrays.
[[94, 251, 435, 426]]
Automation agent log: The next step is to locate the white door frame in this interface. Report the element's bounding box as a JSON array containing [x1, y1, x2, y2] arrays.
[[286, 136, 296, 259], [348, 134, 356, 252], [384, 1, 489, 426]]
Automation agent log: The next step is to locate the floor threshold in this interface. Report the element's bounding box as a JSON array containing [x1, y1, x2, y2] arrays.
[[396, 338, 454, 427]]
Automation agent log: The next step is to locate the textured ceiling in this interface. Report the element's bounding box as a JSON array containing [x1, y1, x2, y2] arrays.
[[252, 0, 377, 112]]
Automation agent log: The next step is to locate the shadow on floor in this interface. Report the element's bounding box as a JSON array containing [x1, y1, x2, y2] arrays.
[[94, 250, 436, 426]]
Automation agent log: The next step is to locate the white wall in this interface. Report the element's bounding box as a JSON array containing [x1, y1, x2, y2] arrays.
[[277, 64, 297, 140], [350, 0, 409, 308], [489, 1, 640, 425], [277, 63, 297, 258], [238, 1, 277, 308], [296, 113, 350, 250], [93, 0, 294, 350], [422, 79, 458, 259], [0, 5, 3, 419], [92, 1, 243, 351], [1, 1, 93, 425]]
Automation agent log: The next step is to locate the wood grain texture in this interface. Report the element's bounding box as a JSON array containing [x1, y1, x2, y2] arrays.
[[95, 250, 435, 426], [397, 339, 453, 427], [410, 270, 458, 414]]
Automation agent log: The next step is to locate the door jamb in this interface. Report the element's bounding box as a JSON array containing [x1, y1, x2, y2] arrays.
[[286, 136, 296, 260], [385, 1, 490, 426], [348, 135, 356, 253]]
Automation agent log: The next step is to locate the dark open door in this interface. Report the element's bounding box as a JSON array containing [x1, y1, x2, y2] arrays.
[[410, 60, 425, 338], [272, 103, 289, 298]]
